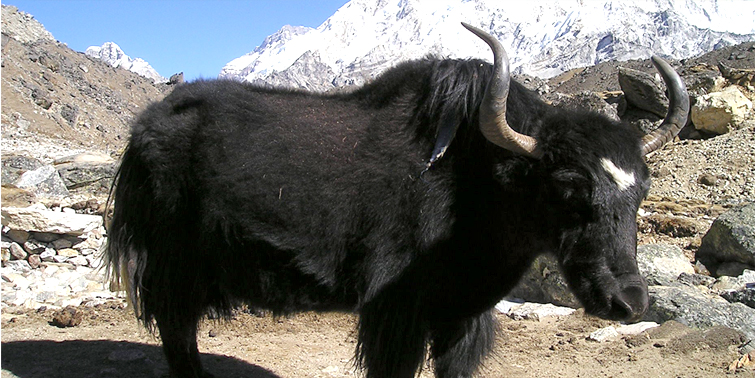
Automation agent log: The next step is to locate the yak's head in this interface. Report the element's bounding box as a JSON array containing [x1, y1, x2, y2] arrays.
[[462, 23, 689, 322]]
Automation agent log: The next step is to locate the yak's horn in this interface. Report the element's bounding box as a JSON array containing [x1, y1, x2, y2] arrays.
[[641, 56, 690, 155], [462, 22, 543, 159]]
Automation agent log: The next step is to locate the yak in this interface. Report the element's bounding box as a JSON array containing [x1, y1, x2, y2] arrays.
[[106, 23, 689, 378]]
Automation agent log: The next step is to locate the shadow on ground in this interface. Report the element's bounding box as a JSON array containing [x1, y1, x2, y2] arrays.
[[1, 340, 278, 378]]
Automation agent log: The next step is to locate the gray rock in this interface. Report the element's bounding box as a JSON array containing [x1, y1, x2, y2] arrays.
[[14, 165, 70, 198], [5, 260, 32, 273], [637, 244, 695, 285], [22, 239, 46, 254], [548, 91, 620, 121], [697, 203, 755, 277], [54, 152, 116, 193], [677, 272, 716, 287], [1, 155, 43, 185], [645, 285, 755, 342], [5, 229, 30, 244], [507, 254, 579, 308], [618, 67, 669, 118], [32, 232, 60, 243], [685, 70, 725, 96], [721, 288, 755, 309]]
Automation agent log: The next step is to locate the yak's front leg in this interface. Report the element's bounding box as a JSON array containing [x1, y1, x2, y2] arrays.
[[430, 310, 497, 378], [356, 283, 428, 378]]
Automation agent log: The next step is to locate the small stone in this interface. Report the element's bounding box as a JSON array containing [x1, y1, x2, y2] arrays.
[[22, 239, 46, 254], [616, 322, 660, 336], [698, 173, 718, 186], [9, 242, 27, 260], [32, 232, 60, 243], [6, 260, 32, 273], [68, 255, 89, 266], [5, 229, 30, 244], [39, 248, 56, 262], [588, 326, 619, 342], [51, 306, 83, 327], [51, 238, 74, 249], [57, 248, 79, 257], [28, 254, 42, 269]]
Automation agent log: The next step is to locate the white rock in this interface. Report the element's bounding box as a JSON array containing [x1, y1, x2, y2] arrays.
[[2, 206, 103, 236], [5, 260, 32, 273], [68, 256, 89, 267], [507, 302, 577, 320], [692, 86, 753, 134], [588, 326, 619, 342], [616, 321, 660, 335]]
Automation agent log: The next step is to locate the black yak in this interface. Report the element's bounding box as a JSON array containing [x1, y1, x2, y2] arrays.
[[106, 23, 689, 378]]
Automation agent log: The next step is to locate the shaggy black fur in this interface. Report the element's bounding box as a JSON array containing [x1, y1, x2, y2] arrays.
[[107, 56, 651, 378]]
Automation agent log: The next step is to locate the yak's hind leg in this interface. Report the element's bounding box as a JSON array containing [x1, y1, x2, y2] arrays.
[[430, 310, 497, 378]]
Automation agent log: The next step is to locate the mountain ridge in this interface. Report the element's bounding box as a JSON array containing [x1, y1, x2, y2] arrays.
[[220, 0, 755, 91], [85, 42, 166, 84]]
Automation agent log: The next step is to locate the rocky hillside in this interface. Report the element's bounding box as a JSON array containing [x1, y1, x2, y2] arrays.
[[1, 5, 170, 160]]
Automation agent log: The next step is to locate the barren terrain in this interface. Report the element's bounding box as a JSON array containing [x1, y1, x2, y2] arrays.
[[2, 303, 752, 378]]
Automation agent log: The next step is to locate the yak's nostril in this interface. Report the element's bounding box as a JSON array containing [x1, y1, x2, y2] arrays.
[[610, 285, 649, 322]]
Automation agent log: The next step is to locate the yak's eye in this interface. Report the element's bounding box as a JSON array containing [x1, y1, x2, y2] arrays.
[[549, 169, 594, 224]]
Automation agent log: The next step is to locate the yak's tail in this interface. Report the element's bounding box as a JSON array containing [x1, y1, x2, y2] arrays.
[[104, 134, 199, 331], [104, 142, 152, 322]]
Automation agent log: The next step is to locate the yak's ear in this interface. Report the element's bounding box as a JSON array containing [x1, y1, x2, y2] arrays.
[[425, 110, 460, 169]]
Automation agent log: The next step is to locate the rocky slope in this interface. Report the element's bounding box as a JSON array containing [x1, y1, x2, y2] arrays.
[[1, 5, 171, 160]]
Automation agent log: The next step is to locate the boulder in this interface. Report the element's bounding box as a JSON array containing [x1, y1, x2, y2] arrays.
[[685, 70, 726, 96], [636, 244, 695, 285], [697, 203, 755, 277], [645, 284, 755, 342], [1, 155, 43, 185], [54, 152, 117, 193], [1, 204, 103, 236], [0, 185, 37, 208], [14, 165, 70, 198], [618, 67, 668, 118], [548, 91, 620, 121], [691, 86, 753, 134]]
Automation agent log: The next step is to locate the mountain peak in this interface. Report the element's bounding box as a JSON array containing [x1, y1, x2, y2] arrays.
[[219, 0, 755, 91], [85, 42, 166, 84]]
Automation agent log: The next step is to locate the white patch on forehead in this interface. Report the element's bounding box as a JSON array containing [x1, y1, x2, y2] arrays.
[[600, 158, 636, 191]]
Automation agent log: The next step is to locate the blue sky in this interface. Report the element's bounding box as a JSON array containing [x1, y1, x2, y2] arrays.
[[9, 0, 349, 81]]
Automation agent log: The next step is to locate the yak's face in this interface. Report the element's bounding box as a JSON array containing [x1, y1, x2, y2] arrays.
[[545, 153, 650, 322], [461, 22, 687, 322]]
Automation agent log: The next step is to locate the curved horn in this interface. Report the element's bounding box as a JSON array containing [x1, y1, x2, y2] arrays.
[[462, 22, 543, 158], [641, 56, 690, 155]]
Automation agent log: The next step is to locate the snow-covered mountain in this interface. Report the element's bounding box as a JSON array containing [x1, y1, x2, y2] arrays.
[[85, 42, 166, 83], [220, 0, 755, 91]]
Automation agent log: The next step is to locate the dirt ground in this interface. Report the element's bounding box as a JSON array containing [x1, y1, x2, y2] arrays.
[[1, 302, 752, 378]]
